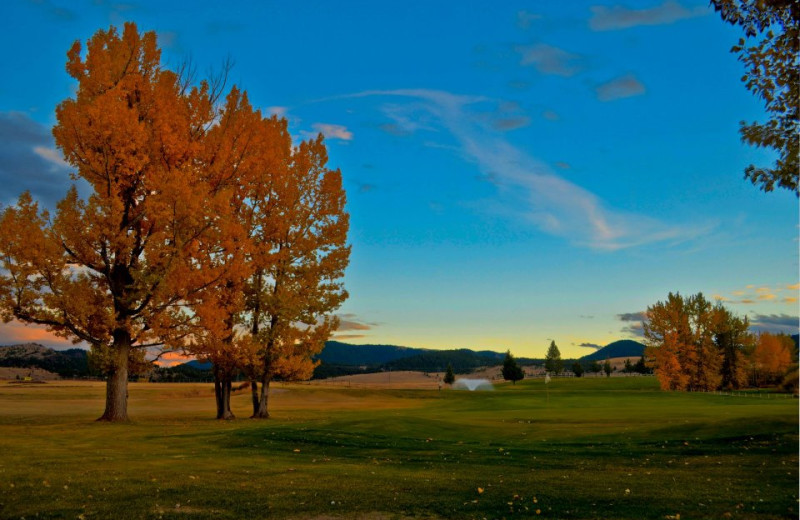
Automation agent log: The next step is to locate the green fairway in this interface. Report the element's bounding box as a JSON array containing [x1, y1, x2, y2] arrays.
[[0, 377, 796, 519]]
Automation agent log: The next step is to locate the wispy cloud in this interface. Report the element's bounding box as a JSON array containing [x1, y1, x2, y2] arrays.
[[595, 74, 646, 102], [0, 321, 81, 350], [618, 312, 647, 322], [492, 117, 531, 131], [0, 111, 84, 209], [153, 351, 193, 367], [336, 313, 376, 332], [33, 146, 69, 169], [309, 123, 353, 141], [266, 106, 288, 118], [378, 123, 412, 137], [517, 10, 542, 30], [578, 342, 602, 350], [514, 44, 583, 77], [28, 0, 76, 21], [618, 311, 647, 338], [749, 313, 799, 335], [343, 89, 710, 250], [589, 1, 707, 31], [717, 284, 798, 305], [542, 110, 560, 121]]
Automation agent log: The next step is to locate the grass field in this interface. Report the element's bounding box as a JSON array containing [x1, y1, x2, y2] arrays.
[[0, 377, 796, 519]]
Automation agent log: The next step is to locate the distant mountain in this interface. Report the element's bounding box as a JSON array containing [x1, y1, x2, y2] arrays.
[[580, 340, 646, 361], [183, 360, 213, 370], [308, 341, 538, 378], [315, 341, 424, 365], [383, 348, 503, 374], [0, 343, 91, 378]]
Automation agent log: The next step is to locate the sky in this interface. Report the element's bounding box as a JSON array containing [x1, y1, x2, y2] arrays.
[[0, 0, 797, 359]]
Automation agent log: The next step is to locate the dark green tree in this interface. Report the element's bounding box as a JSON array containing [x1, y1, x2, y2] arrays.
[[443, 363, 455, 385], [603, 358, 613, 378], [544, 341, 563, 374], [633, 356, 649, 374], [589, 360, 602, 374], [502, 350, 524, 385], [572, 362, 584, 378], [712, 0, 799, 194], [623, 358, 633, 373]]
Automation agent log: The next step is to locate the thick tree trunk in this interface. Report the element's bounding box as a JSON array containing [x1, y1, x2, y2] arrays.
[[214, 371, 235, 420], [97, 334, 130, 422], [250, 380, 260, 416], [251, 374, 270, 419]]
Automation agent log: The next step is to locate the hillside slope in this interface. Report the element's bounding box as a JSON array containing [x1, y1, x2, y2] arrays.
[[580, 340, 646, 361], [315, 341, 425, 365], [0, 343, 90, 377]]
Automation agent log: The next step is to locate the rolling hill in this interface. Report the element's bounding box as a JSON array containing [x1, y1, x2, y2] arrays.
[[0, 343, 91, 378], [315, 341, 423, 365], [580, 340, 646, 361]]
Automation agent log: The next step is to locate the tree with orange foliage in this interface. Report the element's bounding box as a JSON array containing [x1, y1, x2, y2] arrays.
[[244, 135, 350, 418], [0, 24, 227, 422], [644, 292, 722, 391], [182, 90, 291, 420], [751, 332, 794, 385], [713, 305, 752, 390]]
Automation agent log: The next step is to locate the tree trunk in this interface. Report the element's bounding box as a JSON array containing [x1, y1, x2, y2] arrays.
[[250, 380, 260, 416], [214, 369, 235, 420], [97, 333, 130, 422], [251, 374, 270, 419]]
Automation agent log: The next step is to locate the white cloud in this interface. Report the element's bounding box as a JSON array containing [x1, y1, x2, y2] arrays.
[[514, 44, 583, 77], [33, 146, 69, 169], [595, 74, 646, 102], [589, 1, 707, 31], [266, 106, 288, 118], [345, 89, 712, 251], [311, 123, 353, 141]]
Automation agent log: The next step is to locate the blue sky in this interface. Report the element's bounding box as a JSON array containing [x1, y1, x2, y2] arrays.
[[0, 0, 797, 358]]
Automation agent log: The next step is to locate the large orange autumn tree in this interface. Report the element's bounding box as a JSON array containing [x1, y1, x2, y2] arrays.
[[183, 89, 293, 420], [644, 292, 754, 391], [0, 24, 234, 421], [245, 135, 350, 418]]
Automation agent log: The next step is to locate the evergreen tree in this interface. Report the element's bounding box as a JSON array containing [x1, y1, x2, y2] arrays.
[[544, 341, 563, 374], [603, 359, 612, 378], [443, 363, 455, 385], [502, 350, 524, 385], [633, 356, 648, 374], [572, 362, 584, 378], [589, 360, 602, 374]]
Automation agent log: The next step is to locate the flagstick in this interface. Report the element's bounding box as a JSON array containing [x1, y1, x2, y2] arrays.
[[545, 372, 549, 405]]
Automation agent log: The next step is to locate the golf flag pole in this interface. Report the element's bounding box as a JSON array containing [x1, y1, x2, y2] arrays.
[[545, 372, 550, 404]]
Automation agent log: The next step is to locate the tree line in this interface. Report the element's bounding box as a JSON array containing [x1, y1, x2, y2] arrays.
[[0, 23, 349, 422], [644, 292, 797, 392]]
